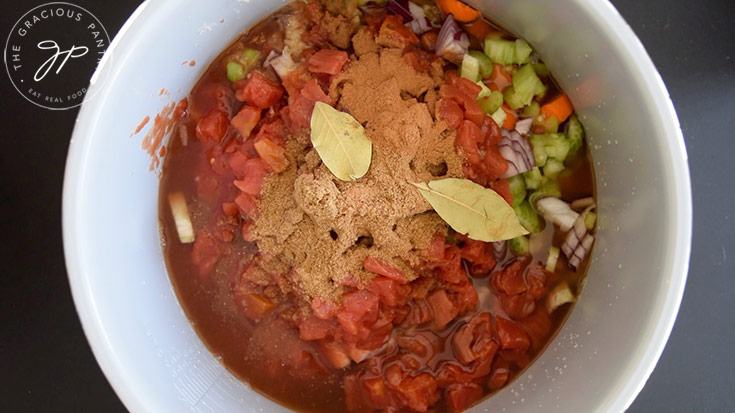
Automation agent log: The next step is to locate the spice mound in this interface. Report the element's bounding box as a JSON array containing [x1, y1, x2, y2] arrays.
[[254, 46, 464, 303]]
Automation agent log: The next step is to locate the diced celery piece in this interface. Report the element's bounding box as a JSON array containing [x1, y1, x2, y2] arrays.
[[491, 106, 507, 127], [567, 115, 584, 156], [585, 211, 597, 230], [468, 50, 494, 79], [514, 200, 542, 233], [524, 166, 543, 190], [546, 246, 560, 271], [226, 61, 246, 82], [523, 101, 540, 118], [542, 158, 565, 180], [503, 86, 526, 110], [509, 175, 527, 207], [460, 54, 481, 82], [479, 90, 504, 114], [530, 133, 570, 166], [528, 180, 561, 208], [508, 235, 531, 256], [476, 80, 492, 99], [512, 64, 545, 107], [535, 115, 559, 133], [483, 38, 517, 65], [242, 48, 261, 66], [533, 63, 549, 78], [515, 39, 532, 64]]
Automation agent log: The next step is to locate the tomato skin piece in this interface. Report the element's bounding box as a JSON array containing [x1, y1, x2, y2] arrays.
[[235, 71, 284, 109], [379, 15, 420, 48], [308, 49, 349, 75], [253, 138, 289, 173], [364, 256, 408, 283], [230, 105, 261, 139], [195, 110, 229, 143], [495, 316, 531, 351]]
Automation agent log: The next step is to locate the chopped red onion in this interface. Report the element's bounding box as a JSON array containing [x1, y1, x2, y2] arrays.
[[499, 129, 536, 178], [435, 14, 469, 64], [515, 117, 533, 136], [568, 234, 594, 270], [386, 0, 413, 22], [561, 204, 595, 259], [406, 2, 433, 34], [359, 1, 386, 15], [571, 196, 595, 211], [266, 47, 296, 79], [492, 241, 507, 261], [536, 197, 579, 232]]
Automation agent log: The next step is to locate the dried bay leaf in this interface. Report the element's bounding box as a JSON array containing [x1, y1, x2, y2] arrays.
[[310, 102, 372, 181], [411, 178, 529, 242]]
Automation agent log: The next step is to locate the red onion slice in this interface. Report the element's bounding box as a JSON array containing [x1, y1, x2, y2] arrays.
[[435, 14, 469, 64], [266, 47, 296, 79], [492, 241, 507, 261], [536, 197, 579, 232], [515, 117, 533, 136], [406, 2, 432, 34], [387, 0, 413, 22], [359, 1, 386, 15], [499, 129, 535, 178], [568, 234, 594, 270]]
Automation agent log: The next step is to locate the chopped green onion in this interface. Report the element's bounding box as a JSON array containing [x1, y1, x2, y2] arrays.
[[460, 53, 481, 82], [514, 200, 542, 233], [585, 211, 597, 230], [508, 235, 531, 256], [508, 175, 527, 207], [546, 246, 560, 271], [468, 50, 494, 79]]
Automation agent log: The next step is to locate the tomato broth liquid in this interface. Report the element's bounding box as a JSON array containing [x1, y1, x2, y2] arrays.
[[159, 1, 595, 412]]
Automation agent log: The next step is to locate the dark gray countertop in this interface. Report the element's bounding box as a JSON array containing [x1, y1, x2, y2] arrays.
[[0, 0, 732, 411]]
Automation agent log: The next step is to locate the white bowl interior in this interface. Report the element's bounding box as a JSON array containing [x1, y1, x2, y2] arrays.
[[63, 0, 691, 412]]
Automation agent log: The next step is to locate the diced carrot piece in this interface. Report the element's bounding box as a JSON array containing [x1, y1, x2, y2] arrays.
[[308, 49, 349, 75], [195, 110, 229, 142], [540, 93, 574, 123], [501, 104, 518, 130], [462, 18, 494, 40], [234, 290, 275, 322], [231, 105, 261, 138], [253, 138, 289, 173], [437, 0, 480, 23], [487, 63, 512, 92], [235, 71, 284, 109]]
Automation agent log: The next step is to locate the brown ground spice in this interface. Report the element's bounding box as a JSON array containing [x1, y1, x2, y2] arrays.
[[253, 31, 465, 303]]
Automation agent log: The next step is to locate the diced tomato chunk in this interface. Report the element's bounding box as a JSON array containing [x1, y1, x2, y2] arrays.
[[298, 315, 332, 341], [308, 49, 349, 75], [235, 71, 284, 109], [487, 357, 510, 389], [446, 383, 483, 412], [234, 192, 258, 220], [367, 277, 405, 307], [420, 30, 438, 50], [320, 340, 352, 368], [427, 289, 459, 329], [230, 105, 261, 138], [364, 256, 408, 283], [437, 99, 464, 129], [518, 307, 553, 351], [253, 138, 289, 173], [241, 221, 256, 242], [288, 79, 329, 128], [222, 201, 239, 217], [228, 151, 249, 179], [379, 15, 419, 48], [195, 110, 229, 142], [449, 76, 483, 100], [397, 373, 439, 412], [492, 178, 513, 206], [440, 84, 484, 126], [312, 297, 340, 319], [495, 316, 531, 351], [487, 63, 512, 92], [342, 290, 380, 320], [492, 258, 528, 296], [233, 158, 270, 196], [403, 299, 432, 326], [191, 231, 220, 277], [456, 120, 484, 164], [234, 290, 275, 322]]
